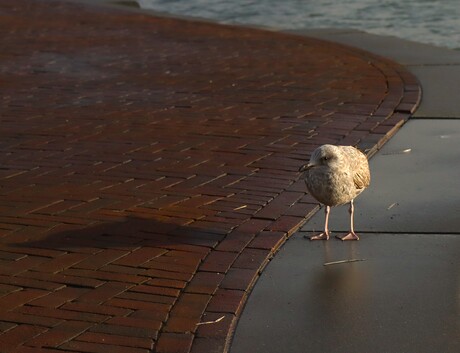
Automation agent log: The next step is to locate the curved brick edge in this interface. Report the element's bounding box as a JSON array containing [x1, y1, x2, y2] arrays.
[[180, 45, 422, 353]]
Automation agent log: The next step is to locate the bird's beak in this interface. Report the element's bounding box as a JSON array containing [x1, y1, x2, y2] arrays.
[[299, 163, 314, 172]]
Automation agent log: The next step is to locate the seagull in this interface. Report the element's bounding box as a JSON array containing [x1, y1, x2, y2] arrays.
[[299, 144, 370, 241]]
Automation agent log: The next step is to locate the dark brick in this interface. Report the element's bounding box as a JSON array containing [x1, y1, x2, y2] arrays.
[[220, 268, 259, 291], [0, 311, 62, 328], [16, 306, 108, 324], [163, 316, 198, 334], [0, 325, 47, 348], [155, 333, 193, 353], [184, 272, 225, 295], [190, 337, 226, 353], [28, 286, 90, 308], [105, 298, 172, 312], [232, 248, 272, 271], [26, 320, 94, 347], [32, 253, 88, 273], [113, 247, 168, 267], [89, 322, 160, 340], [76, 332, 154, 350], [215, 232, 254, 253], [0, 289, 49, 310], [61, 302, 132, 317], [129, 284, 180, 298], [76, 282, 132, 304], [60, 340, 149, 353], [170, 293, 211, 319], [199, 251, 238, 273], [117, 291, 176, 305], [196, 313, 235, 338], [267, 215, 306, 234], [248, 231, 286, 250], [206, 289, 246, 315]]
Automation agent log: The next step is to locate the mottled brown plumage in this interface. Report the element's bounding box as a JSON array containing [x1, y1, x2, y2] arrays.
[[299, 144, 370, 240]]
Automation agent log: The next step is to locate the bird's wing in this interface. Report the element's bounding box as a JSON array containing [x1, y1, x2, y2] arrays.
[[340, 146, 371, 190], [354, 170, 370, 189]]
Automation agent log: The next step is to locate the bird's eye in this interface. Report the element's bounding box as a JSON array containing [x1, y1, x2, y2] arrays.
[[323, 157, 328, 161]]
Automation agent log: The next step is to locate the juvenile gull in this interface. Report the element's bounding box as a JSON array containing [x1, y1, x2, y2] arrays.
[[299, 144, 370, 241]]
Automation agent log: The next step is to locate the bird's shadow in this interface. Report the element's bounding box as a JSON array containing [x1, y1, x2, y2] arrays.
[[15, 216, 224, 253]]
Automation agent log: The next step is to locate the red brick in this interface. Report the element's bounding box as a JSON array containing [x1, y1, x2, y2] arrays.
[[89, 322, 159, 340], [38, 200, 84, 214], [7, 346, 65, 353], [32, 253, 87, 273], [112, 247, 168, 267], [61, 302, 132, 317], [16, 305, 107, 323], [61, 269, 147, 284], [106, 316, 162, 331], [206, 289, 246, 315], [190, 337, 226, 353], [26, 320, 94, 347], [0, 311, 62, 328], [170, 293, 211, 319], [28, 286, 90, 308], [76, 282, 132, 304], [234, 219, 272, 234], [196, 313, 235, 338], [129, 309, 169, 323], [267, 215, 305, 234], [117, 291, 176, 305], [60, 340, 149, 353], [163, 316, 198, 334], [73, 249, 130, 270], [248, 231, 286, 250], [129, 284, 180, 298], [155, 333, 193, 353], [184, 272, 224, 295], [0, 283, 21, 296], [19, 271, 104, 289], [0, 255, 49, 276], [219, 268, 259, 291], [145, 269, 192, 282], [0, 251, 27, 261], [0, 324, 47, 348], [284, 202, 317, 218], [0, 321, 16, 333], [232, 248, 271, 270], [105, 298, 172, 312], [215, 232, 254, 253], [154, 242, 213, 255], [0, 288, 48, 310], [101, 264, 146, 276], [146, 278, 187, 290], [199, 251, 238, 273], [76, 332, 154, 350], [143, 260, 198, 274]]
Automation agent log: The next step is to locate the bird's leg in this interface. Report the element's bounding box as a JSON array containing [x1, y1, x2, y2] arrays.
[[310, 205, 331, 240], [336, 200, 359, 241]]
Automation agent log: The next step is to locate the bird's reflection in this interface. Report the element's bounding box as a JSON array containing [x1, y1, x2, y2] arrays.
[[305, 241, 372, 343]]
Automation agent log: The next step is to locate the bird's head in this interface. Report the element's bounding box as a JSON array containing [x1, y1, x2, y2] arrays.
[[298, 144, 340, 172]]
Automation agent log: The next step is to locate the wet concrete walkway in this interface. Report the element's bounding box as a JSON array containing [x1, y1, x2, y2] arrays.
[[231, 30, 460, 353], [0, 1, 419, 352], [231, 121, 460, 353]]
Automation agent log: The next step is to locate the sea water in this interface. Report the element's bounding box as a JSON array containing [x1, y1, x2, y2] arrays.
[[137, 0, 460, 49]]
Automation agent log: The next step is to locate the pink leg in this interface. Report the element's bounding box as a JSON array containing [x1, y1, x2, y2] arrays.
[[310, 205, 331, 240], [336, 200, 359, 241]]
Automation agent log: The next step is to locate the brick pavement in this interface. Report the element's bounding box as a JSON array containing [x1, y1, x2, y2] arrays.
[[0, 0, 420, 352]]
